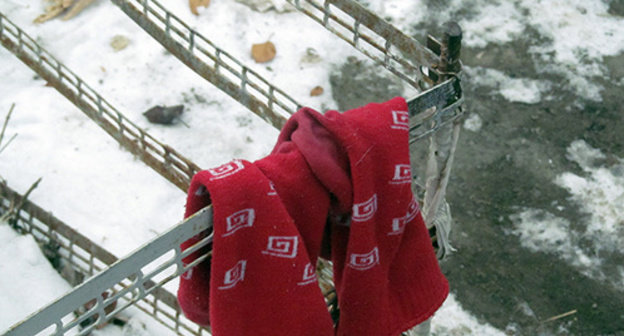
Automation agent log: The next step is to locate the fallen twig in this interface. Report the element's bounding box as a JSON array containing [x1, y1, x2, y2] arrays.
[[0, 103, 15, 150], [0, 134, 17, 155], [541, 309, 577, 323], [0, 178, 42, 225]]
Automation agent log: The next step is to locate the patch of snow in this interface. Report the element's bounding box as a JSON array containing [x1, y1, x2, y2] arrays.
[[431, 294, 506, 335], [510, 140, 624, 287], [556, 140, 624, 249], [565, 139, 606, 171], [392, 0, 624, 101], [457, 1, 526, 48], [463, 113, 482, 132], [466, 67, 550, 104], [0, 224, 72, 331], [510, 208, 599, 271], [522, 0, 624, 67]]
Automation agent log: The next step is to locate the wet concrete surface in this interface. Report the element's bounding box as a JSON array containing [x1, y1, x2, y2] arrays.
[[329, 34, 624, 336], [441, 57, 624, 334], [609, 0, 624, 17]]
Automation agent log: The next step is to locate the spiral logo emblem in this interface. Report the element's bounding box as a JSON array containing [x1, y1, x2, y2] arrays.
[[297, 262, 317, 286], [262, 236, 299, 259], [348, 247, 380, 271], [223, 208, 255, 237], [391, 110, 409, 130], [389, 164, 412, 185], [352, 194, 378, 222], [208, 160, 245, 180], [218, 260, 247, 290], [389, 197, 420, 235]]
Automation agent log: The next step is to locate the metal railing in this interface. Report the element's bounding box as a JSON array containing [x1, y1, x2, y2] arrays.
[[111, 0, 300, 129], [0, 182, 213, 336], [0, 13, 339, 335], [0, 12, 199, 192], [0, 0, 464, 334], [108, 0, 463, 143], [408, 77, 463, 142], [285, 0, 442, 90]]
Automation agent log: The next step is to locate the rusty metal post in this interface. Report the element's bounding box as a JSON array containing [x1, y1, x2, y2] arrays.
[[440, 21, 462, 76], [422, 22, 463, 260]]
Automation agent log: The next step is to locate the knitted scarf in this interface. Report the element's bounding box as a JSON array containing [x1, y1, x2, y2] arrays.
[[178, 97, 448, 335]]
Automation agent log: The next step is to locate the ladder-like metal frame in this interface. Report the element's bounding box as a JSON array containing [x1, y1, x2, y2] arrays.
[[0, 182, 213, 336], [0, 0, 464, 334]]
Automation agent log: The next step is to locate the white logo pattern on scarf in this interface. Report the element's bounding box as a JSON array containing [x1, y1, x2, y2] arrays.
[[262, 236, 299, 259], [390, 110, 409, 130], [223, 208, 255, 237], [208, 160, 245, 180], [297, 262, 317, 286], [352, 194, 378, 222], [267, 181, 278, 196], [389, 164, 412, 185], [348, 247, 380, 271], [389, 197, 420, 235], [218, 260, 247, 290]]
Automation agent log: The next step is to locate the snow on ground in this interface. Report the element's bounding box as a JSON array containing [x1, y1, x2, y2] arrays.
[[0, 221, 183, 336], [388, 0, 624, 101], [464, 67, 551, 104], [0, 0, 508, 334], [511, 140, 624, 288], [0, 223, 73, 332], [431, 295, 506, 336], [0, 217, 503, 335], [5, 0, 622, 334]]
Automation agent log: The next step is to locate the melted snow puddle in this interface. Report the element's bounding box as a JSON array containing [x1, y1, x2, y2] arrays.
[[511, 140, 624, 287]]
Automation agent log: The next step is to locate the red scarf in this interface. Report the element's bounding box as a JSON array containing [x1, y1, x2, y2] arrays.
[[178, 97, 448, 335]]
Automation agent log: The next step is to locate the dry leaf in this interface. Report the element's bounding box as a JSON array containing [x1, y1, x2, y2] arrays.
[[143, 105, 184, 125], [80, 291, 117, 329], [62, 0, 95, 21], [110, 35, 130, 51], [34, 3, 65, 23], [251, 41, 276, 63], [301, 47, 322, 64], [190, 0, 210, 15], [310, 86, 324, 96], [34, 0, 95, 23]]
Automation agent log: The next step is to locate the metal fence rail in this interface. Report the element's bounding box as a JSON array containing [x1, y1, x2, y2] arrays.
[[111, 0, 299, 130], [0, 13, 336, 334], [0, 180, 346, 336], [0, 9, 463, 190], [107, 0, 463, 143], [407, 77, 463, 142], [285, 0, 442, 90], [0, 1, 464, 334], [0, 12, 199, 192], [0, 182, 213, 336], [0, 7, 343, 313]]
